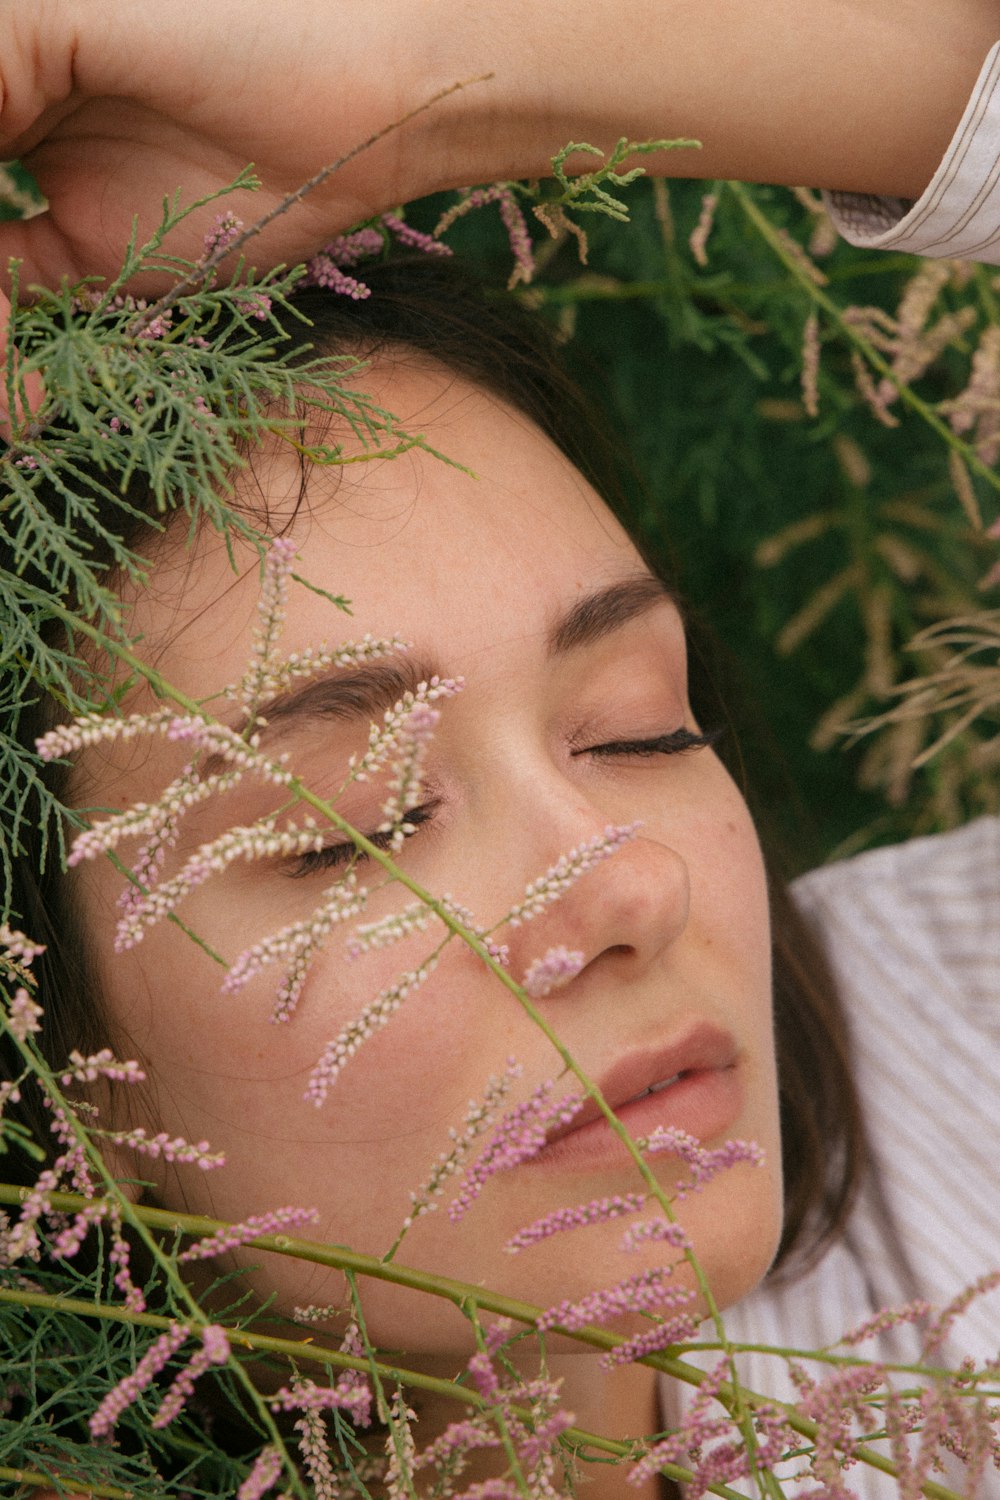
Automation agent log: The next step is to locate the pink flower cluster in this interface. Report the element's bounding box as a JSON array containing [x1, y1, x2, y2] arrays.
[[237, 1444, 283, 1500], [270, 1372, 372, 1426], [380, 212, 452, 257], [6, 987, 42, 1044], [102, 1125, 225, 1170], [344, 899, 436, 959], [348, 677, 463, 782], [152, 1324, 230, 1428], [629, 1355, 793, 1496], [223, 872, 368, 1022], [178, 1204, 320, 1263], [536, 1264, 695, 1333], [60, 1048, 146, 1087], [303, 213, 452, 301], [0, 924, 46, 965], [520, 944, 585, 998], [642, 1126, 765, 1198], [435, 186, 536, 288], [402, 1059, 522, 1232], [202, 209, 243, 259], [437, 1336, 571, 1498], [377, 698, 442, 852], [89, 1323, 188, 1438], [505, 1191, 648, 1253], [448, 1082, 584, 1221]]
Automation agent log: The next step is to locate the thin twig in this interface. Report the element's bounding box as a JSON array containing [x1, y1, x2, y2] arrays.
[[130, 74, 494, 335]]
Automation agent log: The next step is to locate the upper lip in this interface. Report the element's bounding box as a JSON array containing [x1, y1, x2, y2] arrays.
[[543, 1022, 739, 1147]]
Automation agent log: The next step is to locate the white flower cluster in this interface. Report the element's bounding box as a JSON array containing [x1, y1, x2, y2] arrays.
[[223, 873, 368, 1022], [348, 677, 462, 782], [305, 957, 439, 1106], [501, 822, 640, 927]]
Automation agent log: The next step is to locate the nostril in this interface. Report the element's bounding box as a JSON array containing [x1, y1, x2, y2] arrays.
[[606, 944, 635, 957]]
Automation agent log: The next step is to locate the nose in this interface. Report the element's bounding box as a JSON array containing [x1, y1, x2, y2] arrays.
[[496, 797, 692, 989]]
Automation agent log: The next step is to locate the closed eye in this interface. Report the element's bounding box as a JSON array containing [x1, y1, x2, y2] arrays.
[[579, 726, 721, 758], [287, 802, 438, 879]]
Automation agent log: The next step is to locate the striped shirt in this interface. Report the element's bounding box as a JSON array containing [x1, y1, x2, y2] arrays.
[[664, 817, 1000, 1493], [826, 41, 1000, 264]]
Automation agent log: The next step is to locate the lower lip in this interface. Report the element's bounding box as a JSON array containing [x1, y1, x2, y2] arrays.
[[525, 1066, 743, 1172]]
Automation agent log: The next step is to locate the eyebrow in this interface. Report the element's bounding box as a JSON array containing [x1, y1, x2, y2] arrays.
[[546, 573, 680, 655], [206, 572, 679, 770]]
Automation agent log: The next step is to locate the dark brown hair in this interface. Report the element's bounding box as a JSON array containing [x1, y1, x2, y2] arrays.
[[2, 255, 865, 1277]]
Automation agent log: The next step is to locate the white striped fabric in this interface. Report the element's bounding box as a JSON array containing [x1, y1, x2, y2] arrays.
[[663, 817, 1000, 1494], [824, 41, 1000, 265]]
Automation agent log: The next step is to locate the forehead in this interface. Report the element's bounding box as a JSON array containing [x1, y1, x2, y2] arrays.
[[121, 366, 651, 703]]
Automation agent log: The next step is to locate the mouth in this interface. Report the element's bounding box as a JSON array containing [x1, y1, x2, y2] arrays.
[[624, 1072, 681, 1102], [532, 1023, 742, 1169]]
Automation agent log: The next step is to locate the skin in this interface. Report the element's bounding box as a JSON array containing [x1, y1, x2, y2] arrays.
[[63, 359, 782, 1488]]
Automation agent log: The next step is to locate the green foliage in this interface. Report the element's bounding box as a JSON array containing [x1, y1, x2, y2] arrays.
[[0, 182, 431, 915], [0, 161, 46, 224]]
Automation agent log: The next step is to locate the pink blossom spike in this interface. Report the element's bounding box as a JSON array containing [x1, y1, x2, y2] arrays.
[[203, 210, 243, 259], [295, 1405, 341, 1500], [89, 1324, 188, 1437], [0, 925, 45, 965], [237, 1446, 283, 1500], [838, 1299, 932, 1346], [620, 1217, 692, 1253], [178, 1205, 319, 1262], [302, 254, 372, 300], [599, 1310, 701, 1368], [152, 1324, 230, 1428], [7, 987, 42, 1043], [640, 1127, 765, 1198], [60, 1049, 145, 1087], [536, 1266, 695, 1332], [501, 822, 639, 928], [505, 1192, 647, 1253], [306, 957, 439, 1105], [308, 228, 384, 269], [381, 212, 452, 257], [448, 1083, 584, 1221]]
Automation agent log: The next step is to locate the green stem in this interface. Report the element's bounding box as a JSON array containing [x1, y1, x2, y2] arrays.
[[0, 1187, 974, 1500], [729, 181, 1000, 505]]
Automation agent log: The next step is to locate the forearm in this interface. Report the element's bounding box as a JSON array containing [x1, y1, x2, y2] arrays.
[[411, 0, 998, 200]]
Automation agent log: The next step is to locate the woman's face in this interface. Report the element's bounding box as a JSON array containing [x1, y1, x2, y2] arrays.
[[71, 360, 782, 1351]]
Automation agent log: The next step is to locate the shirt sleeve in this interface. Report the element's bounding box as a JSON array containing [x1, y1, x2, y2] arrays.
[[823, 41, 1000, 264]]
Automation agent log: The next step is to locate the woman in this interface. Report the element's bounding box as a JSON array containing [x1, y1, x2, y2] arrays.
[[4, 259, 862, 1495]]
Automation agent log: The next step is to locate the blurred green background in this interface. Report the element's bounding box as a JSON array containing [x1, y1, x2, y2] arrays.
[[408, 175, 1000, 873]]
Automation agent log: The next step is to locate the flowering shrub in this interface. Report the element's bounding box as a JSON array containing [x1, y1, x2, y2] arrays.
[[0, 135, 998, 1500]]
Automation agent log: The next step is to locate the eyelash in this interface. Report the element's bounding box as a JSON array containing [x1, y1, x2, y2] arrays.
[[287, 727, 719, 877], [576, 725, 721, 760], [288, 802, 437, 879]]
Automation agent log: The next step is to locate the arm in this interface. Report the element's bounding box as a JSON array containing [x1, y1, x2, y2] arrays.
[[0, 0, 996, 289]]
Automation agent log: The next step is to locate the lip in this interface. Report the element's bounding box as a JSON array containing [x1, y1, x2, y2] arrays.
[[526, 1022, 743, 1172]]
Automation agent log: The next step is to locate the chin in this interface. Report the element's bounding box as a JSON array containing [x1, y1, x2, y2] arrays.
[[683, 1161, 785, 1315]]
